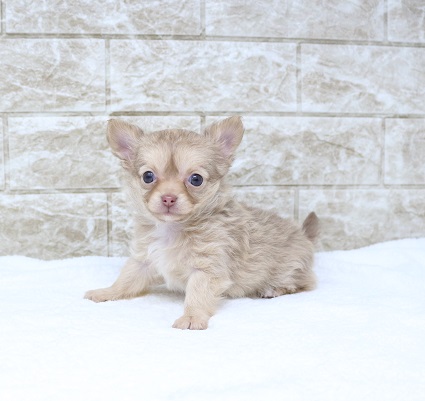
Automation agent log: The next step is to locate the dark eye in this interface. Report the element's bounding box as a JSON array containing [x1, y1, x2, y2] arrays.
[[189, 174, 203, 187], [142, 171, 155, 184]]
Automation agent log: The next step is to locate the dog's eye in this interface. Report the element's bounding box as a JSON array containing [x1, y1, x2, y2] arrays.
[[142, 171, 155, 184], [188, 174, 203, 187]]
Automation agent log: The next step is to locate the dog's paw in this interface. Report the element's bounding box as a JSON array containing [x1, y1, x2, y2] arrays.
[[84, 288, 115, 303], [172, 315, 209, 330], [259, 287, 297, 298]]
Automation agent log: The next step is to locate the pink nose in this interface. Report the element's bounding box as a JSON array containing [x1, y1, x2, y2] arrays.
[[162, 194, 177, 207]]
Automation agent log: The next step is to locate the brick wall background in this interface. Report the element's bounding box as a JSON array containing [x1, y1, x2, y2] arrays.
[[0, 0, 424, 259]]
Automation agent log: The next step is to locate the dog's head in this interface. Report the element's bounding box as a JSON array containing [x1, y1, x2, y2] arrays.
[[107, 116, 244, 223]]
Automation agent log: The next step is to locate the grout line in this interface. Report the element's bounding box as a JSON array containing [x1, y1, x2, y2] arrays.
[[383, 0, 389, 43], [109, 111, 425, 119], [381, 118, 387, 187], [204, 36, 425, 49], [2, 111, 425, 119], [105, 39, 111, 113], [294, 189, 299, 220], [106, 192, 112, 257], [200, 0, 206, 39], [0, 33, 424, 49], [1, 186, 424, 201], [4, 188, 122, 195], [1, 116, 4, 188], [200, 115, 206, 131], [296, 44, 302, 113], [0, 1, 5, 36], [2, 116, 10, 191], [3, 184, 424, 196]]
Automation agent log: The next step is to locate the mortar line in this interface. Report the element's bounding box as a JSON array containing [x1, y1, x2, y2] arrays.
[[381, 118, 387, 187], [3, 184, 425, 196], [0, 1, 5, 36], [1, 32, 424, 49], [294, 189, 300, 221], [3, 110, 425, 119], [109, 111, 425, 119], [105, 39, 111, 114], [384, 0, 389, 43], [106, 192, 112, 257], [2, 115, 10, 191], [200, 0, 206, 39], [0, 1, 3, 35], [200, 115, 206, 131], [296, 43, 302, 113]]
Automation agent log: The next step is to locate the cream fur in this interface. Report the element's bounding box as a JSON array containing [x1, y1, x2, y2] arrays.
[[84, 116, 319, 330]]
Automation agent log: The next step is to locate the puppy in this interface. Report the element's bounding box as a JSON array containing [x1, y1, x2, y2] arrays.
[[85, 116, 319, 330]]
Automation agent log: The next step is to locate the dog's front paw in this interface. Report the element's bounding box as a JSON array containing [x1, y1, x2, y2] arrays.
[[84, 288, 115, 303], [172, 315, 209, 330]]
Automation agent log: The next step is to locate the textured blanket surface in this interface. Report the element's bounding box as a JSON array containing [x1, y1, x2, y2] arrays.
[[1, 238, 425, 401]]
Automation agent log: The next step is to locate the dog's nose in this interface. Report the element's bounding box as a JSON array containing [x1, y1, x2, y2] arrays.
[[162, 194, 177, 207]]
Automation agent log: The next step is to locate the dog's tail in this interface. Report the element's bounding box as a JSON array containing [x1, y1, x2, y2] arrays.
[[302, 212, 320, 243]]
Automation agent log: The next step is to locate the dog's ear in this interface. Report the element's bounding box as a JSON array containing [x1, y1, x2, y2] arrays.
[[204, 116, 244, 159], [107, 119, 143, 168]]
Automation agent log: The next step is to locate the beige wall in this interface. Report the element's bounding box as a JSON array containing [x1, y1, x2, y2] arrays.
[[0, 0, 424, 259]]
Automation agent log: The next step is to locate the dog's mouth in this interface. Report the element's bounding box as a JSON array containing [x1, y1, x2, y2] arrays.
[[151, 207, 187, 222], [156, 213, 185, 222]]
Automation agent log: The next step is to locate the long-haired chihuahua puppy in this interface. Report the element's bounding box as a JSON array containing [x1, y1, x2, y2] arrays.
[[85, 116, 319, 330]]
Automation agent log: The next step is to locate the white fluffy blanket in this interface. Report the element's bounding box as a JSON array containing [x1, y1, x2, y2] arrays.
[[1, 239, 424, 401]]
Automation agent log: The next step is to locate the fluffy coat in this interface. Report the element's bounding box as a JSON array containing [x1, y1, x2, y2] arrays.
[[85, 116, 319, 330]]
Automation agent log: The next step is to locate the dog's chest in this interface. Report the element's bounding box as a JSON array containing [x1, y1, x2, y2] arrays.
[[147, 223, 190, 291]]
